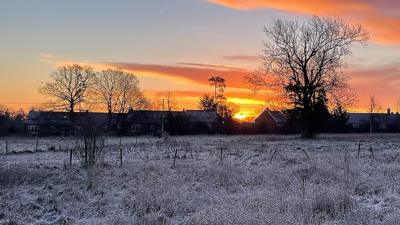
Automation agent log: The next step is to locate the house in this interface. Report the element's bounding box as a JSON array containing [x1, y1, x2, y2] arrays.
[[26, 109, 218, 136], [127, 110, 218, 135], [254, 108, 287, 133], [347, 109, 400, 132], [26, 110, 71, 135], [25, 110, 110, 136]]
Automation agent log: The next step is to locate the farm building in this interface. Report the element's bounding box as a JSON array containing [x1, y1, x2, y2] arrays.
[[25, 110, 110, 136], [127, 110, 218, 135], [347, 109, 400, 132], [25, 110, 218, 136], [254, 108, 287, 133]]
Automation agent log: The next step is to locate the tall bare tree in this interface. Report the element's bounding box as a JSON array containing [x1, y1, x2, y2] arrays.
[[130, 91, 151, 111], [116, 73, 141, 114], [199, 94, 218, 112], [331, 88, 358, 113], [368, 95, 381, 134], [39, 64, 95, 120], [149, 92, 177, 111], [246, 16, 368, 138], [209, 76, 226, 100], [113, 72, 149, 133], [90, 69, 122, 125], [166, 91, 178, 111], [90, 69, 146, 125]]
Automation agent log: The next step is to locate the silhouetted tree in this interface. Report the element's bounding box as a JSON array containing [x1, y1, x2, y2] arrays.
[[368, 95, 381, 134], [330, 88, 357, 132], [331, 106, 350, 132], [199, 94, 218, 111], [246, 16, 368, 138], [116, 75, 148, 134], [0, 106, 12, 135], [39, 64, 95, 121], [199, 94, 238, 134], [209, 76, 226, 99], [310, 91, 331, 133], [90, 68, 145, 127], [0, 106, 25, 135], [166, 92, 178, 111]]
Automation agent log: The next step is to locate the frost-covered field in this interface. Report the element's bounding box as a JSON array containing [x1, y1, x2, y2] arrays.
[[1, 134, 400, 225]]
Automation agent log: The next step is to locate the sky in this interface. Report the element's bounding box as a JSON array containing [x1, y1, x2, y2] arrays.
[[0, 0, 400, 120]]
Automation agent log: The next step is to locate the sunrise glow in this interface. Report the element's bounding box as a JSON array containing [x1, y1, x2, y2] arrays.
[[233, 113, 248, 121], [233, 111, 257, 122], [1, 0, 400, 114]]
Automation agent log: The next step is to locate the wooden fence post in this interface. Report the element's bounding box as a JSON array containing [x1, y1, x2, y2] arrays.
[[357, 142, 361, 158], [120, 147, 123, 165], [119, 136, 123, 165], [302, 149, 310, 159], [69, 149, 73, 166], [220, 147, 223, 163], [270, 148, 278, 163], [172, 147, 178, 167], [35, 139, 39, 151], [5, 141, 8, 154], [369, 146, 374, 158]]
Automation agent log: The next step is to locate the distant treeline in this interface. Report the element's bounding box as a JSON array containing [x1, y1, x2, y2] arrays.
[[0, 106, 25, 135]]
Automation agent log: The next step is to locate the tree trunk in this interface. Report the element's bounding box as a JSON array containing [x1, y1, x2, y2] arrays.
[[108, 108, 112, 129], [369, 114, 373, 134], [69, 101, 75, 135], [302, 119, 313, 139], [301, 102, 313, 139], [69, 101, 74, 119]]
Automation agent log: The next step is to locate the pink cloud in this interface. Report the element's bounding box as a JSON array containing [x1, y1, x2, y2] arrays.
[[209, 0, 400, 44], [108, 62, 250, 89]]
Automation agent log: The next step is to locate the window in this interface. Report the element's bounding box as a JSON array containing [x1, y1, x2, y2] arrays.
[[28, 125, 39, 134], [132, 124, 142, 132]]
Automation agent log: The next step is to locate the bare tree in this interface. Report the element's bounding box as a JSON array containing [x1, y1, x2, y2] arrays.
[[209, 76, 226, 100], [111, 72, 148, 134], [90, 69, 146, 126], [39, 64, 95, 120], [90, 69, 123, 125], [263, 92, 288, 111], [166, 91, 178, 111], [116, 73, 141, 114], [331, 87, 358, 113], [129, 91, 151, 111], [246, 16, 368, 138], [149, 92, 177, 111], [368, 95, 381, 134], [199, 94, 218, 111]]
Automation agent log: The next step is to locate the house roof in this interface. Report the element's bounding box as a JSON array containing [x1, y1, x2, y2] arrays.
[[127, 110, 217, 124], [254, 108, 287, 124], [26, 110, 111, 126], [184, 110, 217, 123], [347, 113, 400, 124]]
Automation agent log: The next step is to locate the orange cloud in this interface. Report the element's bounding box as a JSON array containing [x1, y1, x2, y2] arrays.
[[222, 54, 261, 62], [208, 0, 400, 44], [37, 55, 400, 113], [109, 62, 251, 89], [147, 89, 268, 113], [347, 64, 400, 111], [138, 62, 400, 113]]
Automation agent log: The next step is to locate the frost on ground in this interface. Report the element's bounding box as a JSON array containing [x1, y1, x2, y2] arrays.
[[1, 134, 400, 225]]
